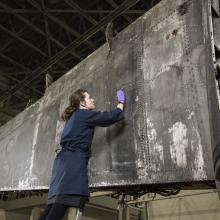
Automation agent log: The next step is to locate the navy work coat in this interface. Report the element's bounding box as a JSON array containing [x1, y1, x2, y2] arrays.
[[48, 108, 124, 199]]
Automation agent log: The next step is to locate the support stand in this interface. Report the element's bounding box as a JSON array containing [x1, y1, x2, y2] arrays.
[[67, 208, 83, 220]]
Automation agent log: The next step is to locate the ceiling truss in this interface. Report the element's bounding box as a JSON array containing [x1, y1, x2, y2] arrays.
[[0, 0, 160, 125]]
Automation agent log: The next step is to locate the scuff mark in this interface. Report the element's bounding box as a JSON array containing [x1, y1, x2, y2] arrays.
[[89, 64, 95, 71], [66, 70, 73, 76]]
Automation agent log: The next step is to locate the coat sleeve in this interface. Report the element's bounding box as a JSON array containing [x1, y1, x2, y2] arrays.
[[83, 108, 124, 127]]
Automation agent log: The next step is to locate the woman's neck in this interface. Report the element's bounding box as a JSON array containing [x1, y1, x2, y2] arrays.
[[79, 106, 88, 109]]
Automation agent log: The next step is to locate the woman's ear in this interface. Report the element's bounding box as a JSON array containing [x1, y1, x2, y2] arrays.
[[80, 100, 86, 107]]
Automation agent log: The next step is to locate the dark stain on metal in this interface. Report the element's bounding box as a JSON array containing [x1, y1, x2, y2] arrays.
[[166, 34, 170, 40], [156, 39, 161, 45], [172, 29, 178, 36], [178, 2, 189, 16], [170, 65, 183, 77]]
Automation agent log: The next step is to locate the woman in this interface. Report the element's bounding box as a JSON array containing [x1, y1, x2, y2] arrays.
[[38, 89, 125, 220]]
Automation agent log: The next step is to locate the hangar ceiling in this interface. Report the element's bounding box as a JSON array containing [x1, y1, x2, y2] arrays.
[[0, 0, 161, 126]]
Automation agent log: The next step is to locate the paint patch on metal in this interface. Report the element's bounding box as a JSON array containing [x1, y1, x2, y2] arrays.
[[192, 129, 206, 179], [169, 122, 188, 168], [188, 111, 195, 120], [147, 118, 164, 171]]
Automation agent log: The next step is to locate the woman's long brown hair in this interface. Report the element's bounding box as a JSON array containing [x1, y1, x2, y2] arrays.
[[60, 89, 88, 121]]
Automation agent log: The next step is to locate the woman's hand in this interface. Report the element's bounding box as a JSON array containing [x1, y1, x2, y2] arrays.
[[116, 89, 125, 111], [116, 89, 125, 103]]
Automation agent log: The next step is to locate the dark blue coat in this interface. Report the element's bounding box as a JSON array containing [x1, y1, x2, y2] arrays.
[[48, 108, 124, 199]]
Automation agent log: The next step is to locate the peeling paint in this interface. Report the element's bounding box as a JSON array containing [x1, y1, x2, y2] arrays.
[[18, 177, 29, 189], [147, 118, 164, 171], [192, 129, 206, 179], [168, 122, 188, 168], [135, 96, 139, 102], [188, 111, 195, 120]]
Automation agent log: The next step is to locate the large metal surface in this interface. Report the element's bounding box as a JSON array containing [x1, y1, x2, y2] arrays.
[[213, 16, 220, 51], [212, 0, 220, 16], [0, 0, 220, 191]]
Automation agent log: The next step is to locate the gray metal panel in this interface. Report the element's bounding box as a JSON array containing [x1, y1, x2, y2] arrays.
[[212, 0, 220, 16], [213, 16, 220, 51], [90, 0, 219, 187], [0, 103, 39, 190], [0, 0, 219, 191]]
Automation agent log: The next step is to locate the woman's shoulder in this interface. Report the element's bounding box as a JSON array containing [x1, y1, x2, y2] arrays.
[[76, 109, 97, 116]]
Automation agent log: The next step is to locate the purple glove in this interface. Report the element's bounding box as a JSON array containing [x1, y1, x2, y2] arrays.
[[116, 89, 125, 103]]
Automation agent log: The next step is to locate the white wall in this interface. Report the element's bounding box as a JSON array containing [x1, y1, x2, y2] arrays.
[[141, 190, 220, 220]]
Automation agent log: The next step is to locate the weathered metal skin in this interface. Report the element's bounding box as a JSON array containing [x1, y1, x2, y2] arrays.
[[212, 0, 220, 17], [0, 0, 220, 191], [213, 16, 220, 51]]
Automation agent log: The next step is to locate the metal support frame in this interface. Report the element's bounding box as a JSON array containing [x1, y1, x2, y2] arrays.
[[75, 209, 83, 220], [27, 0, 95, 49], [0, 32, 43, 95], [0, 53, 44, 95], [0, 25, 48, 58], [0, 54, 45, 107], [0, 76, 29, 102], [0, 54, 30, 72], [106, 0, 133, 23], [0, 2, 82, 61], [117, 195, 131, 220], [42, 0, 51, 59], [5, 70, 65, 76], [0, 0, 140, 103], [64, 0, 106, 33], [0, 24, 67, 71], [126, 190, 218, 205], [42, 0, 53, 78], [0, 70, 43, 96], [143, 202, 149, 220], [2, 3, 83, 62], [0, 9, 146, 14], [1, 39, 16, 53], [0, 106, 18, 118]]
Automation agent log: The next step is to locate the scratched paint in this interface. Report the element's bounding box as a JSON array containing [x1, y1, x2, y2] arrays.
[[29, 113, 42, 184]]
